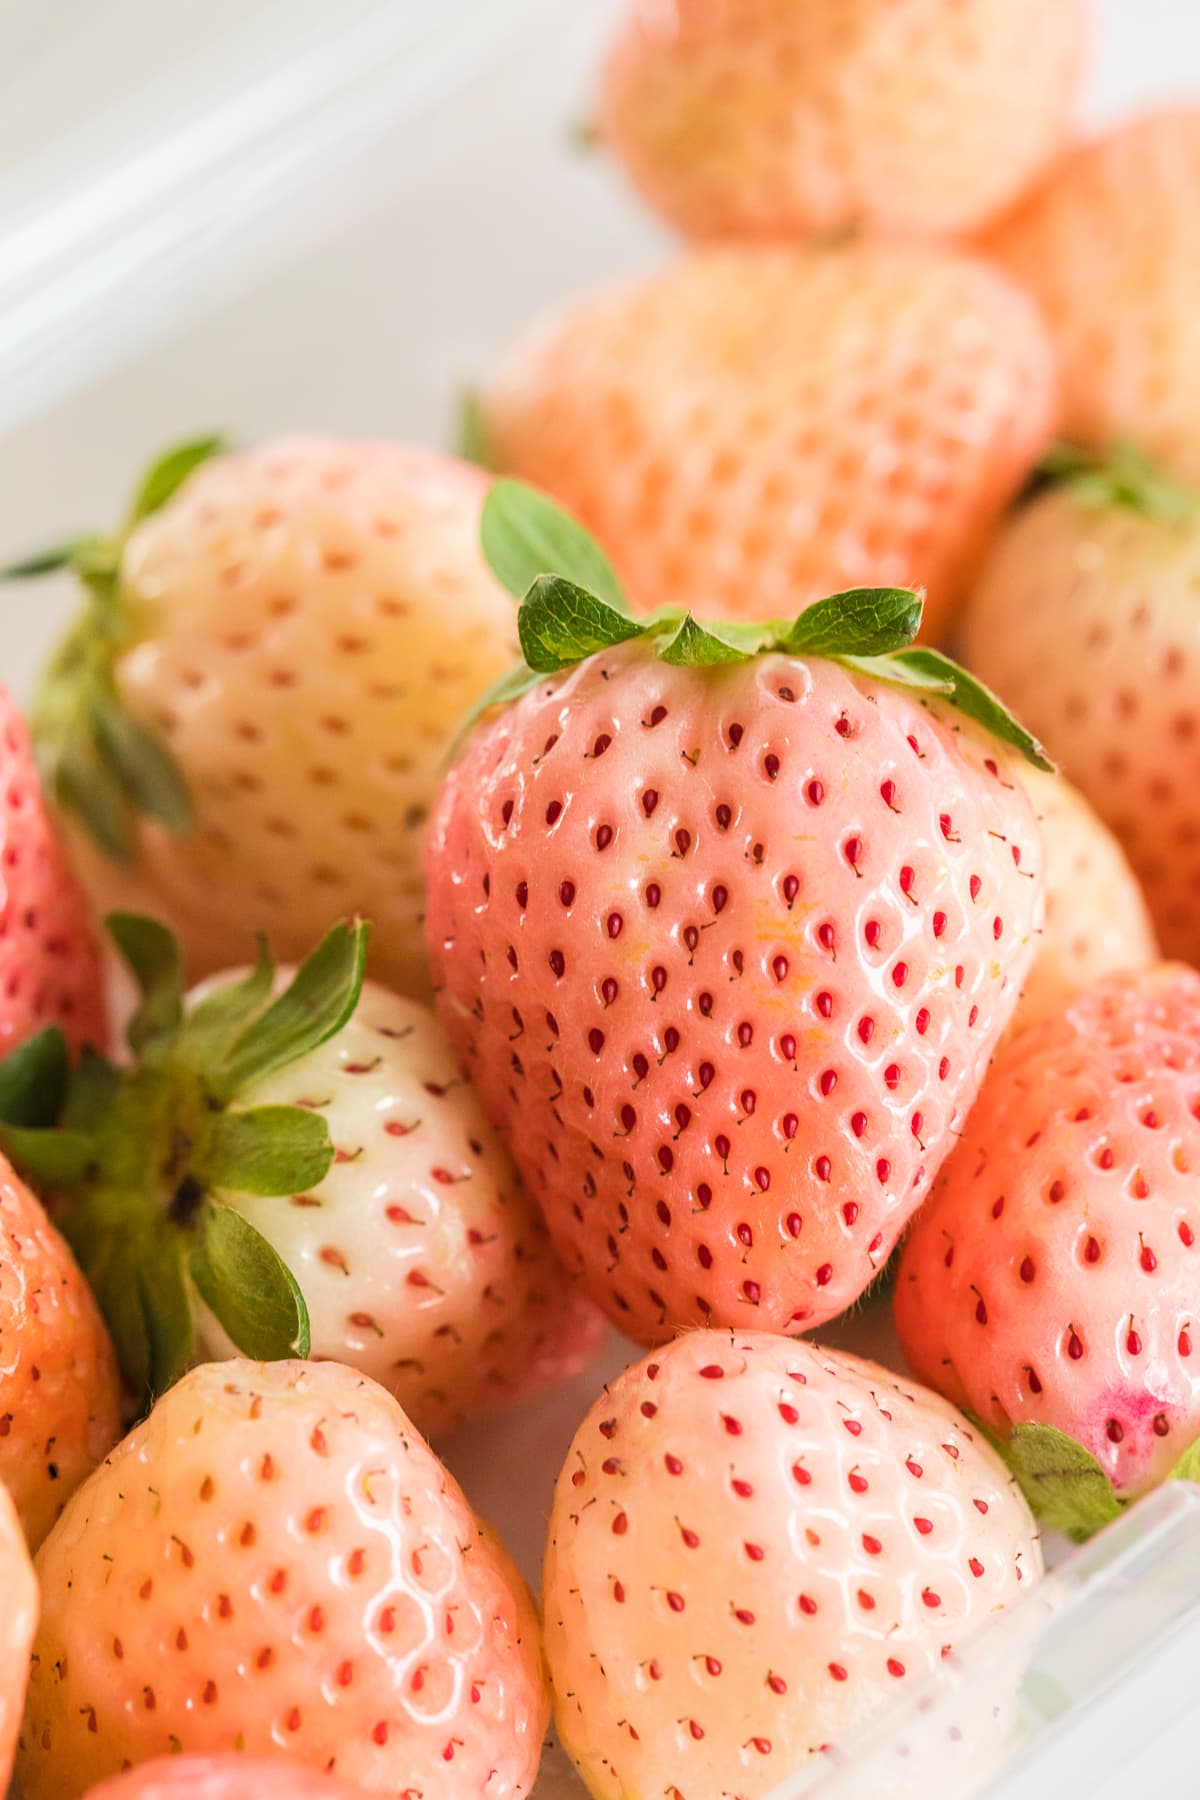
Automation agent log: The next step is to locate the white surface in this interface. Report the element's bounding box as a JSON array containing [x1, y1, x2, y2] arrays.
[[1, 4, 1198, 1795]]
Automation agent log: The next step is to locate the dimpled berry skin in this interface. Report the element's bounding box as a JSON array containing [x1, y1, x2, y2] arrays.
[[962, 487, 1200, 962], [83, 1757, 370, 1800], [424, 640, 1043, 1344], [481, 245, 1057, 643], [0, 1151, 122, 1549], [60, 438, 518, 1000], [984, 109, 1200, 487], [196, 979, 602, 1435], [544, 1332, 1041, 1800], [0, 1482, 37, 1790], [897, 965, 1200, 1498], [1013, 767, 1156, 1035], [0, 688, 105, 1056], [600, 0, 1086, 243], [19, 1360, 548, 1800]]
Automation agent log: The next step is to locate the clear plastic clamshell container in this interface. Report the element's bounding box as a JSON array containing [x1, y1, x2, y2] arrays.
[[2, 2, 1198, 1794]]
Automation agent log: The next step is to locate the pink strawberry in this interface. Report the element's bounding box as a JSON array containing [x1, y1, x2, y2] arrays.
[[9, 435, 519, 1002], [1013, 766, 1156, 1034], [600, 0, 1087, 243], [0, 1479, 37, 1790], [895, 963, 1200, 1531], [0, 685, 106, 1056], [544, 1330, 1041, 1799], [424, 487, 1046, 1342], [479, 243, 1058, 642], [0, 1148, 122, 1548], [83, 1759, 370, 1800], [3, 915, 600, 1434], [19, 1358, 548, 1800], [961, 454, 1200, 963]]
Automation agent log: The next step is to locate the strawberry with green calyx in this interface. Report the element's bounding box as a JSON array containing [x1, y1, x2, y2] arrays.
[[6, 434, 522, 1001], [896, 963, 1200, 1543], [962, 443, 1200, 963], [0, 915, 367, 1400], [425, 484, 1048, 1345], [5, 436, 225, 861]]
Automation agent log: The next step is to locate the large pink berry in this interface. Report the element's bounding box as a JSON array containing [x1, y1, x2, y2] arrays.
[[0, 1480, 37, 1791], [896, 963, 1200, 1499], [425, 639, 1044, 1342], [544, 1330, 1041, 1799], [19, 1359, 548, 1800]]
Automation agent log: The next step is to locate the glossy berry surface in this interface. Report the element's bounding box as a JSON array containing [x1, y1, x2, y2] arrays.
[[481, 244, 1057, 642], [0, 1151, 121, 1549], [196, 978, 602, 1435], [82, 1756, 370, 1800], [897, 964, 1200, 1497], [19, 1360, 547, 1800], [425, 639, 1043, 1343], [601, 0, 1086, 242], [544, 1331, 1041, 1800]]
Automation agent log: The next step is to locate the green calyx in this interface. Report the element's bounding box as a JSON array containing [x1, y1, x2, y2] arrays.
[[982, 1419, 1200, 1543], [4, 433, 228, 862], [1040, 440, 1199, 523], [464, 479, 1051, 769], [0, 913, 369, 1402]]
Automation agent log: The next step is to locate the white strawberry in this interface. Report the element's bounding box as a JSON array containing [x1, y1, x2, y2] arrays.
[[543, 1330, 1041, 1799], [0, 916, 600, 1434]]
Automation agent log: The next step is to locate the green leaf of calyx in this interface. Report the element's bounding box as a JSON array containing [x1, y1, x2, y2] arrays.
[[107, 913, 186, 1060], [54, 730, 136, 862], [885, 648, 1054, 772], [783, 587, 924, 658], [128, 433, 228, 525], [0, 1027, 70, 1127], [1043, 441, 1198, 524], [178, 937, 276, 1077], [0, 1124, 97, 1195], [518, 574, 644, 672], [205, 1106, 334, 1197], [482, 480, 629, 614], [1168, 1437, 1200, 1485], [217, 919, 370, 1099], [190, 1199, 311, 1360], [658, 614, 766, 666], [1001, 1423, 1124, 1542], [456, 389, 495, 470], [1, 536, 106, 581], [89, 694, 193, 832], [444, 662, 547, 763], [136, 1237, 195, 1395]]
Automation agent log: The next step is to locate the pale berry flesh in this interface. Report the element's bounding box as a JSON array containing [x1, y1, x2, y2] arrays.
[[898, 965, 1200, 1496], [544, 1331, 1041, 1800], [19, 1360, 548, 1800], [482, 244, 1057, 641], [601, 0, 1086, 241], [65, 438, 518, 1000], [0, 1152, 122, 1549], [82, 1756, 370, 1800], [197, 979, 602, 1435], [425, 641, 1043, 1343]]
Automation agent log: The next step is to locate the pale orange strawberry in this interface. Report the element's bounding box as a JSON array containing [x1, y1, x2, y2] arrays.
[[0, 1149, 122, 1548], [1014, 766, 1157, 1033], [12, 437, 519, 1001], [961, 459, 1200, 961], [19, 1359, 548, 1800], [0, 1480, 37, 1790], [481, 244, 1057, 641], [600, 0, 1087, 243], [984, 108, 1200, 485], [83, 1759, 370, 1800]]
